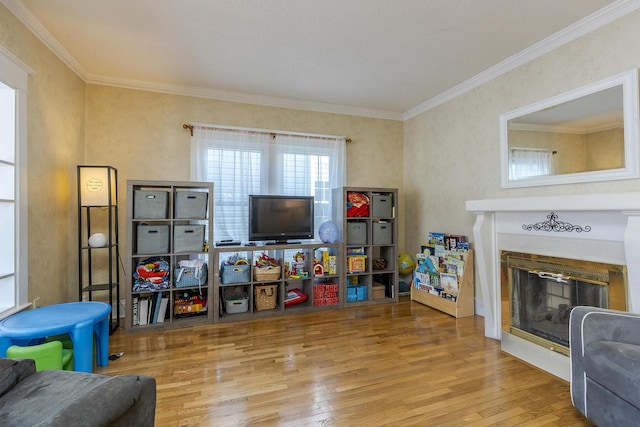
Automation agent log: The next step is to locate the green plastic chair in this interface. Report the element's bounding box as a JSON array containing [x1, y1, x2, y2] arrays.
[[46, 333, 73, 350], [6, 340, 74, 371], [47, 333, 96, 370]]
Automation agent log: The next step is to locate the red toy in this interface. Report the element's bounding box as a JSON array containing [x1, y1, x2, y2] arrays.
[[284, 288, 308, 306], [347, 192, 370, 217]]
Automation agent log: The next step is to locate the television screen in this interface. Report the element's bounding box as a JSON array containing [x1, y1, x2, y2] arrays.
[[249, 195, 314, 243]]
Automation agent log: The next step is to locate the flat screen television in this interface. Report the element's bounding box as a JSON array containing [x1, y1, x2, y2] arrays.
[[248, 195, 314, 244]]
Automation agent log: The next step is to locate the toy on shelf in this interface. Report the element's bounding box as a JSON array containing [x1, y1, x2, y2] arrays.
[[284, 287, 308, 306], [347, 192, 370, 217], [313, 258, 324, 276], [290, 251, 307, 278], [253, 252, 282, 282]]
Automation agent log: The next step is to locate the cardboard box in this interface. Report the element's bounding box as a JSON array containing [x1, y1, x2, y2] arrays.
[[347, 255, 367, 273], [372, 284, 386, 300], [357, 285, 367, 301], [347, 286, 357, 302]]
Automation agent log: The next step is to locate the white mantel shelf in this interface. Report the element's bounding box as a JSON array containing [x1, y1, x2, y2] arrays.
[[466, 192, 640, 212], [465, 191, 640, 380]]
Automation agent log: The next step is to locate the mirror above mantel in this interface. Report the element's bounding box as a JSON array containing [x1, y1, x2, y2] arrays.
[[500, 69, 639, 188]]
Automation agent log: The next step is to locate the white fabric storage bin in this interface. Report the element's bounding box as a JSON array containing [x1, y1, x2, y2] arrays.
[[225, 296, 249, 314], [173, 225, 205, 253], [136, 225, 169, 254], [134, 190, 169, 219], [175, 191, 208, 219]]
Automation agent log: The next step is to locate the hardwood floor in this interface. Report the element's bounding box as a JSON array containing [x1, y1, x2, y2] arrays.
[[97, 298, 594, 426]]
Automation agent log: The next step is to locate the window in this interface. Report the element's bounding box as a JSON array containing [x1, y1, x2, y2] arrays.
[[0, 47, 30, 318], [509, 148, 555, 180], [191, 126, 346, 242]]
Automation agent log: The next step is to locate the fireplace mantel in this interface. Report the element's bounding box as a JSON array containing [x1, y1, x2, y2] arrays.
[[466, 192, 640, 213], [467, 192, 640, 339], [466, 192, 640, 379]]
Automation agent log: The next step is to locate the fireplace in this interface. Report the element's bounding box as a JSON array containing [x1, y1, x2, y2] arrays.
[[466, 192, 640, 381], [501, 251, 627, 357]]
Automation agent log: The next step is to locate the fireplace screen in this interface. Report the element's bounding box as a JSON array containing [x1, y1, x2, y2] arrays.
[[501, 252, 627, 356]]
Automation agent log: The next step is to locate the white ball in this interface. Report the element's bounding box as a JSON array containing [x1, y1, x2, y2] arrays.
[[318, 221, 338, 243], [88, 233, 108, 247]]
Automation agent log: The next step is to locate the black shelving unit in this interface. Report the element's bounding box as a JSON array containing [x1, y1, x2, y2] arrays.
[[77, 165, 120, 334]]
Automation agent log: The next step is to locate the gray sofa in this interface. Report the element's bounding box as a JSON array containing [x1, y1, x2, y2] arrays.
[[0, 358, 156, 426], [570, 306, 640, 426]]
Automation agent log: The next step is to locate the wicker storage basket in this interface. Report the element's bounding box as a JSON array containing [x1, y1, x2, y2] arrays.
[[253, 266, 281, 282], [254, 284, 278, 311]]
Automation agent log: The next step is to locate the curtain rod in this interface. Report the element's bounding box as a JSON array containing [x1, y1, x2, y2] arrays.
[[510, 147, 557, 154], [182, 123, 350, 143]]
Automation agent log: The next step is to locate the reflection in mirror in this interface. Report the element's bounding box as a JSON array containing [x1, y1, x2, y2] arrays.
[[500, 69, 639, 188]]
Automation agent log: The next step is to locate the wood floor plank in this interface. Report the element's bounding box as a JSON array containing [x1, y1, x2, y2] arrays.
[[97, 297, 594, 426]]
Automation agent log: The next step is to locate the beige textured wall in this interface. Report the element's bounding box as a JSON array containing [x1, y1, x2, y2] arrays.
[[0, 4, 86, 305], [85, 85, 405, 263], [586, 127, 624, 171], [404, 10, 640, 309]]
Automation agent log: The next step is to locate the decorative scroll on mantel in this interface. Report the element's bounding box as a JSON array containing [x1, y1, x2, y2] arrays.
[[522, 212, 591, 233]]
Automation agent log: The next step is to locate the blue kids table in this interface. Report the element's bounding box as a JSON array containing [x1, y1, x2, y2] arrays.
[[0, 301, 111, 372]]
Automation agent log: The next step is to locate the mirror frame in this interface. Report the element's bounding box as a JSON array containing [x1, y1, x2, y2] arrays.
[[500, 69, 639, 188]]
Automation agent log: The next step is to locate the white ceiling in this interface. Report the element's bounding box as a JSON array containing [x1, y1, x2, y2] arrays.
[[4, 0, 637, 120]]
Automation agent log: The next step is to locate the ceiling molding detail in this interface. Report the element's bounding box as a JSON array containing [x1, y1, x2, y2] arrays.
[[402, 0, 640, 121], [85, 74, 404, 121], [3, 0, 639, 121], [1, 0, 87, 78]]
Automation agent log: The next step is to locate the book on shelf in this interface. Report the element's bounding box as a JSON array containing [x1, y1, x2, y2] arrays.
[[139, 297, 150, 326], [414, 232, 471, 299], [132, 296, 139, 326], [157, 297, 169, 323], [439, 272, 459, 295], [152, 292, 162, 324]]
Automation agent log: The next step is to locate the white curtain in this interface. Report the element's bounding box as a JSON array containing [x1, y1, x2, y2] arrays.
[[509, 148, 555, 180], [191, 125, 346, 242]]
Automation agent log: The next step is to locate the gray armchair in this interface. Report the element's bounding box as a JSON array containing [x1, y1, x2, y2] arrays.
[[570, 306, 640, 426]]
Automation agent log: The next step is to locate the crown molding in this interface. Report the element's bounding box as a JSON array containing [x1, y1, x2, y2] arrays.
[[1, 0, 401, 120], [0, 42, 35, 77], [0, 0, 87, 78], [4, 0, 639, 122], [86, 74, 404, 121], [402, 0, 640, 121]]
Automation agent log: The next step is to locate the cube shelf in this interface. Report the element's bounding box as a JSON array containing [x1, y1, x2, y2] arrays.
[[125, 180, 214, 332], [214, 243, 342, 322], [332, 187, 399, 306]]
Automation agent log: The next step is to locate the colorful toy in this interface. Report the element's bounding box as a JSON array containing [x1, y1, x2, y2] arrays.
[[313, 258, 324, 276], [292, 251, 305, 276], [398, 252, 416, 275], [347, 192, 370, 217]]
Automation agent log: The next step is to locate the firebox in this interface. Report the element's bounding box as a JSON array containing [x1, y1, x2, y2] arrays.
[[500, 251, 627, 356]]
